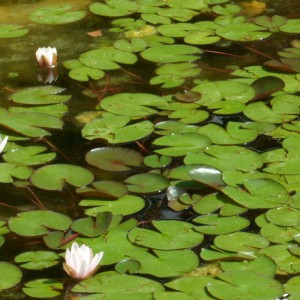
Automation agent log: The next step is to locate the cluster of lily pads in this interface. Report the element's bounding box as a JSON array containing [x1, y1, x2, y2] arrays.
[[1, 0, 300, 299]]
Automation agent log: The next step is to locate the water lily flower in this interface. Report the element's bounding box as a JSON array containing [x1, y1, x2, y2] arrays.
[[63, 242, 104, 280], [36, 47, 57, 68], [0, 136, 8, 154]]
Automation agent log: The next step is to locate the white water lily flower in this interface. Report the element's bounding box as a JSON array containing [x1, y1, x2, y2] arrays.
[[0, 136, 8, 154], [63, 242, 104, 280], [36, 47, 57, 68]]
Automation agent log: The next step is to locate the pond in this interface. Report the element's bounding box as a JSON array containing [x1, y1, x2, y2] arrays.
[[0, 0, 300, 299]]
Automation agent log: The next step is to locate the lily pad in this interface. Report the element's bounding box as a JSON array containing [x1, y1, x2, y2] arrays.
[[29, 5, 87, 24], [0, 163, 32, 183], [82, 115, 154, 143], [23, 279, 63, 298], [128, 220, 204, 250], [15, 251, 60, 270], [86, 147, 143, 171], [213, 232, 269, 253], [153, 132, 211, 156], [80, 47, 137, 70], [9, 86, 71, 105], [141, 45, 201, 63], [100, 93, 167, 117], [125, 173, 169, 193], [30, 164, 94, 191], [0, 262, 22, 290], [80, 194, 145, 216], [71, 271, 164, 294], [193, 214, 250, 235], [0, 24, 29, 38], [3, 146, 56, 166], [207, 270, 283, 300], [8, 210, 72, 237]]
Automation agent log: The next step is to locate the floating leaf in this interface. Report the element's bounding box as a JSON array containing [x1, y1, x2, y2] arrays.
[[29, 5, 87, 24], [0, 24, 29, 38], [154, 132, 211, 156], [207, 270, 283, 300], [141, 45, 201, 63], [115, 259, 141, 274], [80, 47, 137, 70], [0, 163, 32, 183], [71, 271, 164, 294], [86, 147, 143, 171], [0, 108, 63, 137], [100, 93, 167, 117], [0, 262, 22, 290], [82, 116, 154, 143], [214, 232, 269, 253], [193, 214, 250, 235], [280, 19, 300, 34], [71, 212, 113, 237], [8, 210, 72, 237], [31, 164, 94, 191], [23, 279, 63, 298], [125, 173, 169, 193], [144, 154, 172, 168], [15, 251, 60, 270], [3, 146, 56, 166], [128, 220, 204, 250], [9, 86, 71, 105], [80, 194, 145, 216]]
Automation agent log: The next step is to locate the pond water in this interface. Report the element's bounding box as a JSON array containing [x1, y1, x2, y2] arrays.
[[0, 0, 300, 299]]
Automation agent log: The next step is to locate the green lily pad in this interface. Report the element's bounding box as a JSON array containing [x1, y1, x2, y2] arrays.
[[89, 1, 136, 17], [125, 173, 169, 193], [0, 24, 29, 38], [154, 132, 211, 156], [254, 15, 287, 31], [113, 38, 148, 52], [80, 194, 145, 216], [86, 147, 143, 171], [29, 5, 87, 24], [30, 164, 94, 191], [128, 220, 204, 250], [132, 249, 199, 278], [222, 178, 290, 209], [220, 255, 277, 277], [76, 181, 128, 198], [71, 212, 113, 237], [115, 259, 141, 274], [214, 232, 269, 253], [157, 23, 201, 38], [15, 251, 60, 270], [280, 19, 300, 34], [185, 145, 262, 172], [193, 214, 250, 235], [193, 192, 247, 216], [0, 163, 32, 183], [0, 108, 63, 137], [196, 122, 257, 144], [141, 45, 201, 63], [8, 210, 72, 237], [259, 244, 300, 274], [164, 276, 217, 300], [9, 86, 71, 105], [284, 276, 300, 300], [80, 47, 137, 70], [192, 80, 255, 106], [3, 146, 56, 166], [0, 262, 22, 290], [9, 103, 68, 118], [144, 154, 172, 168], [71, 271, 164, 294], [266, 206, 300, 227], [68, 66, 105, 81], [207, 270, 283, 300], [82, 115, 154, 143], [100, 93, 167, 117], [23, 279, 63, 298]]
